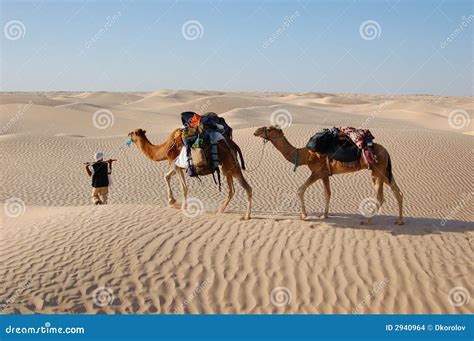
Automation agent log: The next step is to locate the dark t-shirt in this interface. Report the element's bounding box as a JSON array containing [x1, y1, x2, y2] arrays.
[[91, 162, 109, 188]]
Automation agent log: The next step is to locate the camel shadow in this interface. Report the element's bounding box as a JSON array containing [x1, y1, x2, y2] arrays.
[[307, 213, 473, 236], [234, 210, 473, 236]]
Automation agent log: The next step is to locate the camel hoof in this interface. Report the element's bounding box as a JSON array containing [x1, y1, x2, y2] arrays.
[[300, 213, 307, 220], [168, 198, 176, 205], [241, 215, 251, 221], [319, 214, 329, 220], [394, 220, 404, 225]]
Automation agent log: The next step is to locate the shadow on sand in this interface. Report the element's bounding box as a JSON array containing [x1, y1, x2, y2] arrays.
[[236, 210, 473, 236]]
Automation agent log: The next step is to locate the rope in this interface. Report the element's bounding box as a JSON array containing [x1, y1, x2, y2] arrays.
[[293, 149, 298, 172], [244, 140, 268, 172]]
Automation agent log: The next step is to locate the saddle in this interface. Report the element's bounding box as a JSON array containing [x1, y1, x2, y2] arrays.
[[307, 127, 361, 162], [181, 111, 234, 190]]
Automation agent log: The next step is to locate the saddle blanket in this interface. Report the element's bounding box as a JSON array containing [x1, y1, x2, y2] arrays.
[[174, 131, 225, 168]]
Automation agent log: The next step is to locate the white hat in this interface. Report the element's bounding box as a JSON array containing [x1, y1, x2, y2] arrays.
[[94, 152, 104, 161]]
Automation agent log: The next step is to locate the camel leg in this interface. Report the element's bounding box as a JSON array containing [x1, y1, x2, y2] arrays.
[[388, 178, 404, 225], [218, 174, 234, 214], [164, 167, 177, 205], [321, 176, 331, 219], [175, 166, 188, 210], [363, 176, 384, 225], [234, 169, 252, 220], [297, 172, 320, 220]]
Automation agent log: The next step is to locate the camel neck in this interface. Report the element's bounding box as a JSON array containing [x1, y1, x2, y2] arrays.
[[136, 135, 169, 161], [270, 136, 308, 166]]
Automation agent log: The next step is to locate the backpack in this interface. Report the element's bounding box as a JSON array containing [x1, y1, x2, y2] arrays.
[[307, 127, 361, 162]]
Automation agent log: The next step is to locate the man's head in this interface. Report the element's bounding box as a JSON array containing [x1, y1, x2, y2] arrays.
[[94, 152, 104, 162]]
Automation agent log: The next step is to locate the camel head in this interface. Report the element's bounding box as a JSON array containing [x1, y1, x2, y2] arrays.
[[253, 126, 284, 141], [127, 128, 147, 143]]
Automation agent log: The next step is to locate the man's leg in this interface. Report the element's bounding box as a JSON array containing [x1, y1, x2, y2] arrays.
[[91, 188, 102, 205], [100, 187, 109, 204]]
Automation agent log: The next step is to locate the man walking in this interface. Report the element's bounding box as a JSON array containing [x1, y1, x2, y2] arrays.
[[85, 152, 114, 205]]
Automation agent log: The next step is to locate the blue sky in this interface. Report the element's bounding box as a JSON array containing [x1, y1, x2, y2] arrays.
[[1, 0, 472, 95]]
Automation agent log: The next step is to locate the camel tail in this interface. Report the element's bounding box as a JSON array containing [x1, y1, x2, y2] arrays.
[[229, 139, 246, 170], [386, 153, 393, 184]]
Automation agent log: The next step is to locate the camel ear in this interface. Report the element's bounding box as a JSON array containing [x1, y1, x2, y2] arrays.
[[143, 130, 147, 134]]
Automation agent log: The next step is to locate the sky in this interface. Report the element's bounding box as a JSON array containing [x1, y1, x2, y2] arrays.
[[1, 0, 473, 95]]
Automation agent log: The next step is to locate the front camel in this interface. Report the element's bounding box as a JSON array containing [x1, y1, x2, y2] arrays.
[[254, 126, 403, 225], [128, 128, 253, 220]]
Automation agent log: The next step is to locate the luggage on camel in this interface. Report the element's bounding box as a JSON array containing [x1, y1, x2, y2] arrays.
[[180, 112, 233, 187], [307, 127, 376, 165]]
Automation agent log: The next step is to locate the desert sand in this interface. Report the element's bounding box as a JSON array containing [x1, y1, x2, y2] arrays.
[[1, 90, 473, 314]]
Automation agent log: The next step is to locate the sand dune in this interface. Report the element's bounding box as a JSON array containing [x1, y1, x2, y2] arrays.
[[1, 91, 472, 314]]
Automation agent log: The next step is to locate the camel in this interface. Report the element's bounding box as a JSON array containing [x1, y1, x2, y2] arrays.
[[128, 128, 252, 220], [253, 126, 403, 225]]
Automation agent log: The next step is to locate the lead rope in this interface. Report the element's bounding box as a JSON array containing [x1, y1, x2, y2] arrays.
[[244, 140, 268, 172], [293, 148, 298, 172]]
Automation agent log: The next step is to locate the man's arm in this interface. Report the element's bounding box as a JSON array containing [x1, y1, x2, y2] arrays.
[[107, 160, 113, 174], [85, 164, 92, 177]]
